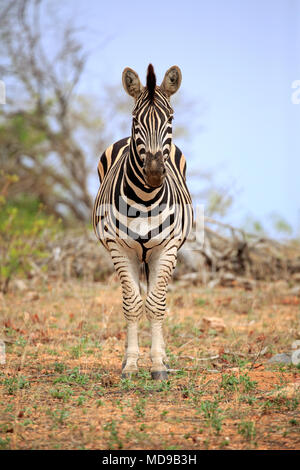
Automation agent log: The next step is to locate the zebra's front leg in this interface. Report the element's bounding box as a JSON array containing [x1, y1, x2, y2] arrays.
[[149, 319, 168, 380], [122, 321, 139, 377], [121, 273, 143, 377], [145, 245, 178, 380], [108, 242, 143, 378]]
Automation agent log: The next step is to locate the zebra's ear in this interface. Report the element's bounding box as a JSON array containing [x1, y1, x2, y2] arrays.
[[160, 66, 182, 97], [122, 68, 143, 99]]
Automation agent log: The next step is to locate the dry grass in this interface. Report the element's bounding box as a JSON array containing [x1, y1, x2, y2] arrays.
[[0, 278, 299, 450]]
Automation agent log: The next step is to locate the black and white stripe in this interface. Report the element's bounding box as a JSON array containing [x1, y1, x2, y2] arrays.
[[92, 64, 193, 379]]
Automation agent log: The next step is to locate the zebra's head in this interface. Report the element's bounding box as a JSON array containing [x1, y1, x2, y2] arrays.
[[122, 64, 182, 188]]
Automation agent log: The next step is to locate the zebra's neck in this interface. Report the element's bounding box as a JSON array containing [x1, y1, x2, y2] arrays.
[[124, 137, 164, 201], [128, 137, 144, 183]]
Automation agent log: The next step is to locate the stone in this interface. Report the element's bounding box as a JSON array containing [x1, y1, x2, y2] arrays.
[[291, 340, 300, 350], [291, 349, 300, 366], [267, 353, 292, 364]]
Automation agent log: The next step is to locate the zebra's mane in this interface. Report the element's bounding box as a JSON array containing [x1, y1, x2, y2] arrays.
[[146, 64, 156, 103]]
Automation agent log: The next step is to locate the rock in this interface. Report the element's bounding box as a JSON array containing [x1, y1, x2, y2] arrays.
[[291, 340, 300, 350], [0, 340, 6, 365], [202, 316, 226, 332], [291, 349, 300, 366], [268, 353, 292, 364]]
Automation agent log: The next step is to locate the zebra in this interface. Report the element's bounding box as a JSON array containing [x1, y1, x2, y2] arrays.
[[93, 64, 193, 380]]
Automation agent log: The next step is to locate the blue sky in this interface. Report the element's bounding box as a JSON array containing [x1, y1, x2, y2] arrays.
[[55, 0, 300, 235]]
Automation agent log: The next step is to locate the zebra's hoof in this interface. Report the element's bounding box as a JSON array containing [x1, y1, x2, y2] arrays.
[[151, 370, 168, 381]]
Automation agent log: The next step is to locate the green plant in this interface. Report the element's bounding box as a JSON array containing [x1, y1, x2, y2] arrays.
[[238, 421, 256, 442], [199, 400, 223, 434], [69, 337, 93, 358], [53, 362, 66, 373], [220, 372, 257, 393], [0, 172, 60, 293], [220, 373, 239, 392], [120, 378, 135, 391], [103, 420, 123, 449], [53, 367, 89, 386], [0, 437, 11, 449], [134, 398, 147, 418], [76, 395, 86, 406], [289, 418, 298, 426], [50, 386, 74, 402], [47, 408, 69, 426], [239, 373, 257, 392], [239, 395, 258, 405], [2, 375, 30, 395]]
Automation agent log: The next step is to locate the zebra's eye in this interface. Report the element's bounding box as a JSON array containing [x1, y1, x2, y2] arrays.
[[168, 116, 174, 123]]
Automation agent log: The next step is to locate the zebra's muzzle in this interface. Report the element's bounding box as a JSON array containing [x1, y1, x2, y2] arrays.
[[143, 151, 166, 188]]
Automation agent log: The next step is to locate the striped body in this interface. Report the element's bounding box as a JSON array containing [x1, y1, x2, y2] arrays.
[[92, 64, 193, 379], [93, 138, 193, 264]]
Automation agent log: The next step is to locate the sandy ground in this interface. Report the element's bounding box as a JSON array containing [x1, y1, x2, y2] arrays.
[[0, 278, 299, 450]]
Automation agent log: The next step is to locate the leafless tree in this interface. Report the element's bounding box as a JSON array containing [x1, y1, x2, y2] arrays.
[[0, 0, 106, 221]]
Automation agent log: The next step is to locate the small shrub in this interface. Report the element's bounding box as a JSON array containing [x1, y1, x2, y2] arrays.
[[238, 421, 256, 442], [0, 172, 60, 293]]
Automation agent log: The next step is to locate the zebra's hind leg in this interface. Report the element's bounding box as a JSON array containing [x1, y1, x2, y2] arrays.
[[145, 244, 178, 380], [108, 241, 143, 378]]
